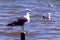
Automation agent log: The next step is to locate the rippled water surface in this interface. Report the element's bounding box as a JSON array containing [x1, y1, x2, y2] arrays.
[[0, 0, 60, 40]]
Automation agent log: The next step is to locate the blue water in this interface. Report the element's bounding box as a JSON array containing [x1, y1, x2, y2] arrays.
[[0, 0, 60, 40]]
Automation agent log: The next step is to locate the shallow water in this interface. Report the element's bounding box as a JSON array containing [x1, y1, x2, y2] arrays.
[[0, 0, 60, 40]]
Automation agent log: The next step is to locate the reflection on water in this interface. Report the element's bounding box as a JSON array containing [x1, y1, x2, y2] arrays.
[[0, 0, 60, 40]]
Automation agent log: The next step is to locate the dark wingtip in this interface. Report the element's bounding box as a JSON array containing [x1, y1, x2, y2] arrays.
[[7, 23, 14, 26], [7, 24, 12, 26]]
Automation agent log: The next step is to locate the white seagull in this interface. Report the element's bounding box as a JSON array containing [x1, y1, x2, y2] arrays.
[[42, 13, 51, 22], [7, 9, 31, 26], [48, 3, 53, 8]]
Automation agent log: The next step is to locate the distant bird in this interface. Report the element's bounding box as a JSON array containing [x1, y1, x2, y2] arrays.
[[48, 3, 53, 8], [43, 13, 51, 21], [7, 9, 31, 26]]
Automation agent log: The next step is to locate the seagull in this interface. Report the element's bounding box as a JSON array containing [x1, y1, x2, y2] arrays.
[[42, 13, 51, 21], [7, 9, 31, 26], [48, 3, 53, 8]]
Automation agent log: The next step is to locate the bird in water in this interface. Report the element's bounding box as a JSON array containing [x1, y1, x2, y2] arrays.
[[7, 9, 31, 26], [42, 13, 52, 22], [48, 3, 53, 8]]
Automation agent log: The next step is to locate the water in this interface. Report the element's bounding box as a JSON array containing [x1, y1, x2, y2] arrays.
[[0, 0, 60, 40]]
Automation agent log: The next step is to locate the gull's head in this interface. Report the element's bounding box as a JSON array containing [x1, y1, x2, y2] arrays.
[[48, 13, 51, 15], [25, 9, 31, 16], [25, 9, 31, 12]]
